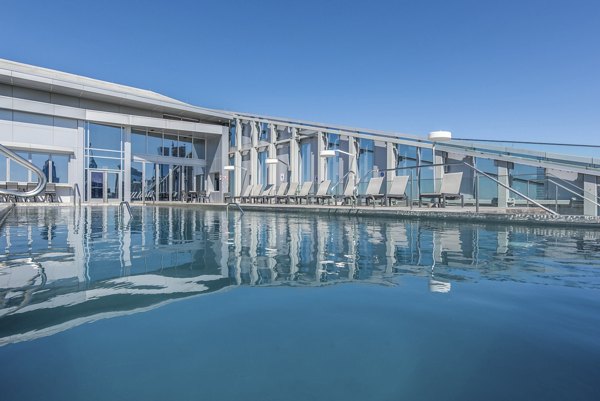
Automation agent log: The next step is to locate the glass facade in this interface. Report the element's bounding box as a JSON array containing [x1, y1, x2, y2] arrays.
[[326, 134, 340, 187], [0, 151, 69, 183], [357, 138, 374, 194], [258, 150, 268, 185]]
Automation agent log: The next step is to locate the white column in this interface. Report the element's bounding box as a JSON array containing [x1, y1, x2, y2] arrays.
[[496, 161, 509, 208], [434, 148, 444, 192], [123, 126, 132, 202], [583, 174, 598, 216], [317, 132, 326, 183], [268, 123, 277, 185], [250, 122, 258, 185], [386, 142, 396, 192], [290, 127, 299, 183], [348, 136, 358, 185]]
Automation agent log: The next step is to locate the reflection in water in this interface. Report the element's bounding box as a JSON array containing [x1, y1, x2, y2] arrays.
[[1, 206, 600, 345]]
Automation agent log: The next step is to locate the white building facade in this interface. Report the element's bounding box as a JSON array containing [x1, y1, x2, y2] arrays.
[[0, 58, 599, 215]]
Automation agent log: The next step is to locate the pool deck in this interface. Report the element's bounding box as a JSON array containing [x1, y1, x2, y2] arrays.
[[6, 201, 600, 228]]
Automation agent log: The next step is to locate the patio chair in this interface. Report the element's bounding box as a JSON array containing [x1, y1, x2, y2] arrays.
[[266, 183, 288, 204], [294, 181, 313, 204], [26, 182, 42, 202], [335, 180, 356, 206], [358, 177, 384, 206], [249, 184, 264, 203], [386, 175, 409, 206], [236, 185, 252, 203], [253, 184, 274, 203], [312, 180, 332, 204], [44, 183, 57, 202], [419, 172, 464, 208], [6, 182, 20, 202], [278, 182, 298, 204]]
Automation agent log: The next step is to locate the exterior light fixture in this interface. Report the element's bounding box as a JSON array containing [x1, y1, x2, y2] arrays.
[[265, 158, 279, 165], [319, 150, 337, 158], [428, 131, 452, 141], [223, 165, 235, 171]]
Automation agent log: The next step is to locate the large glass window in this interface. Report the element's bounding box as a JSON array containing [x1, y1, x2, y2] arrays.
[[147, 132, 163, 156], [10, 151, 29, 182], [179, 136, 193, 158], [229, 124, 236, 147], [88, 156, 121, 171], [144, 163, 156, 200], [418, 147, 434, 194], [31, 153, 51, 182], [258, 150, 268, 185], [131, 162, 143, 201], [52, 154, 69, 184], [131, 129, 147, 154], [0, 155, 6, 181], [357, 139, 374, 194], [193, 139, 205, 159], [164, 134, 178, 157], [259, 123, 270, 142], [326, 133, 340, 186], [300, 142, 312, 183], [87, 123, 122, 151]]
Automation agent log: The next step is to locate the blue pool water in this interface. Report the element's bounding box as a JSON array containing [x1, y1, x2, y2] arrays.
[[0, 206, 599, 401]]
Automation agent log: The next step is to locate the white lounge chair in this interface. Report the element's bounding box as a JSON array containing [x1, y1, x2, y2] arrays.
[[336, 180, 356, 206], [294, 181, 313, 204], [386, 175, 409, 206], [358, 177, 384, 206], [266, 183, 288, 203], [237, 185, 253, 203], [419, 172, 464, 207], [312, 180, 332, 204], [279, 182, 298, 204]]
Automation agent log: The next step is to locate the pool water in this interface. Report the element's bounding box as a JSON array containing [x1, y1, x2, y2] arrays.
[[0, 206, 599, 401]]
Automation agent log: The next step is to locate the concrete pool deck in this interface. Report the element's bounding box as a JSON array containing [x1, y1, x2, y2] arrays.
[[5, 201, 600, 228]]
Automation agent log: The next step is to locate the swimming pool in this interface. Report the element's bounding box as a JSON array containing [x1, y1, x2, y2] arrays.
[[1, 206, 599, 400]]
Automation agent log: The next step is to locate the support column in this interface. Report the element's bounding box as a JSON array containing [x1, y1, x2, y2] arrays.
[[386, 142, 396, 191], [290, 128, 299, 183], [268, 123, 277, 186], [583, 174, 598, 216], [348, 136, 358, 186], [250, 122, 258, 186], [123, 126, 132, 202], [433, 147, 444, 192], [317, 131, 326, 183], [496, 160, 510, 208]]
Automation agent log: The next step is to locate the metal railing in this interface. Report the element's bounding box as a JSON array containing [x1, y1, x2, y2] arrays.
[[73, 183, 82, 206], [0, 144, 47, 199]]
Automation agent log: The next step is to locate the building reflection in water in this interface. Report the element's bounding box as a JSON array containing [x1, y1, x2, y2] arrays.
[[1, 206, 599, 345]]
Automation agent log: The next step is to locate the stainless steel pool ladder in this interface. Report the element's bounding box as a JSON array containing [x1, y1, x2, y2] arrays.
[[226, 202, 244, 215], [0, 144, 47, 201]]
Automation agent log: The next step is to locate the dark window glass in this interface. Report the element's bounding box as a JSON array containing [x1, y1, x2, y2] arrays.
[[147, 132, 163, 156], [88, 123, 122, 151]]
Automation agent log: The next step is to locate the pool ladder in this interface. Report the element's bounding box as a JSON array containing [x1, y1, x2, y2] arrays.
[[119, 201, 133, 224]]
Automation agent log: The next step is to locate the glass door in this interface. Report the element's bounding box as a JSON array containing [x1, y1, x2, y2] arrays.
[[87, 170, 121, 203]]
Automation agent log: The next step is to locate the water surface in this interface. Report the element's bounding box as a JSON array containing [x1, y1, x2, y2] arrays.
[[1, 206, 599, 401]]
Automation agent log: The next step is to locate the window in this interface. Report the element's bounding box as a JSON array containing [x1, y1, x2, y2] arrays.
[[131, 129, 147, 154], [164, 134, 178, 157], [147, 132, 163, 156], [0, 154, 6, 181], [258, 150, 267, 185], [193, 139, 205, 159], [179, 136, 193, 158], [214, 173, 220, 191], [10, 151, 29, 182], [229, 124, 236, 147], [259, 122, 269, 142], [87, 123, 122, 151]]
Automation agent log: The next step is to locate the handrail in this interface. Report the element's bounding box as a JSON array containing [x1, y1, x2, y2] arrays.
[[226, 202, 244, 215], [547, 172, 600, 203], [73, 183, 82, 206], [329, 170, 356, 196], [547, 178, 600, 209], [0, 144, 47, 198], [120, 201, 132, 217]]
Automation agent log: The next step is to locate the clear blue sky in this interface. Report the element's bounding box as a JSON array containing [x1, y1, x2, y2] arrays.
[[1, 0, 599, 145]]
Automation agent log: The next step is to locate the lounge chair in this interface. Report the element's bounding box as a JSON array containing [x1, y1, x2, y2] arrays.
[[358, 177, 384, 206], [335, 180, 356, 206], [236, 185, 252, 203], [312, 180, 332, 204], [419, 172, 464, 208], [266, 183, 288, 204], [249, 184, 263, 203], [44, 183, 57, 202], [253, 184, 274, 203], [386, 175, 409, 206], [294, 181, 313, 204], [278, 182, 298, 204]]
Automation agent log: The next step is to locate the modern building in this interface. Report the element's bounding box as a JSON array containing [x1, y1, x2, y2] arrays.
[[0, 58, 598, 215]]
